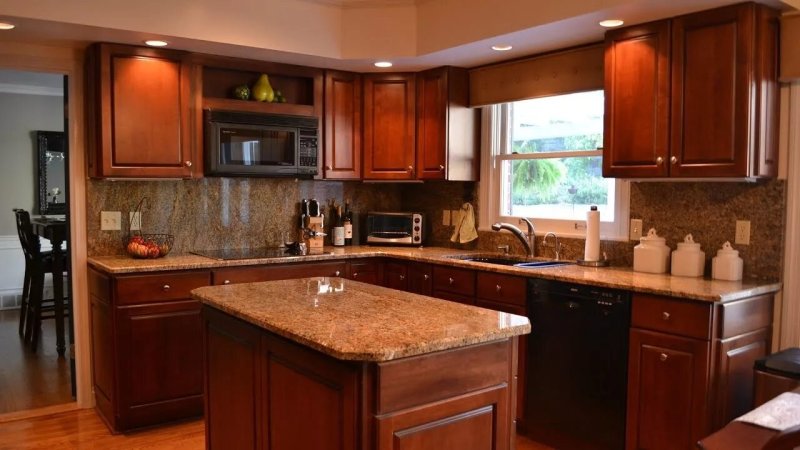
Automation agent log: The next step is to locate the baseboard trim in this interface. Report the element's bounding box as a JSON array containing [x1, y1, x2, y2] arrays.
[[0, 402, 80, 424]]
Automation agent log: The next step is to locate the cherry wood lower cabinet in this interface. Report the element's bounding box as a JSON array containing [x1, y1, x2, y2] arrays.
[[203, 306, 517, 450], [626, 293, 774, 450], [88, 267, 210, 431]]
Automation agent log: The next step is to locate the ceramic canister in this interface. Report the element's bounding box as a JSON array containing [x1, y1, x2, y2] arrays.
[[712, 241, 743, 281], [634, 228, 671, 274], [671, 234, 705, 277]]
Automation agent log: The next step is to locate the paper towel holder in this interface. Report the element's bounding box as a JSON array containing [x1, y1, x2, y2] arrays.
[[576, 252, 611, 267]]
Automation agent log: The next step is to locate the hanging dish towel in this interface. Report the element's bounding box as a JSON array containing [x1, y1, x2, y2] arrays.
[[451, 202, 479, 244]]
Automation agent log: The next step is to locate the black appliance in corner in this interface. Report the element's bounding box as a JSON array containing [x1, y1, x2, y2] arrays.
[[523, 278, 631, 450]]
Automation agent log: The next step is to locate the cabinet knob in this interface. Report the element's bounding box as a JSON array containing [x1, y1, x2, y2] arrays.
[[184, 161, 193, 168], [448, 277, 455, 285], [496, 284, 502, 293], [423, 274, 429, 280], [656, 156, 664, 165], [325, 165, 332, 170], [438, 165, 444, 171], [399, 274, 405, 280], [162, 284, 170, 291], [223, 280, 231, 285], [335, 270, 341, 277], [670, 156, 678, 165], [407, 165, 413, 171], [662, 311, 670, 321], [659, 353, 669, 362], [353, 272, 358, 278]]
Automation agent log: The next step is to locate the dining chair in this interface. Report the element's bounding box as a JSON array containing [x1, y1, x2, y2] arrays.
[[13, 208, 69, 351]]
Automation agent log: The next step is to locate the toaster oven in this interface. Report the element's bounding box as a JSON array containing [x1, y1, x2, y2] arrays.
[[365, 212, 424, 246]]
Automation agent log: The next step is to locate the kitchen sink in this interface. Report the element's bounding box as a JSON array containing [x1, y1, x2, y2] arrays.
[[448, 255, 572, 268]]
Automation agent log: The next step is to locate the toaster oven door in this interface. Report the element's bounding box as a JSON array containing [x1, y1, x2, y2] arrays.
[[366, 214, 415, 245]]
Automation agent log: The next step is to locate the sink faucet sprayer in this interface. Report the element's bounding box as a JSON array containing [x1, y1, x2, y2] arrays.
[[491, 218, 536, 257]]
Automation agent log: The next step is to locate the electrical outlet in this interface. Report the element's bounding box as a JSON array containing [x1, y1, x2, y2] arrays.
[[100, 211, 122, 231], [735, 220, 751, 245], [630, 218, 643, 240], [129, 212, 142, 231], [442, 210, 451, 226]]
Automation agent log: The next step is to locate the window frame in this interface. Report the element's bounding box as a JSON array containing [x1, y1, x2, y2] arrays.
[[478, 102, 630, 240]]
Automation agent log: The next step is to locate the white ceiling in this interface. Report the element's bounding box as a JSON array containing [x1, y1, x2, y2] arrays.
[[0, 0, 793, 72]]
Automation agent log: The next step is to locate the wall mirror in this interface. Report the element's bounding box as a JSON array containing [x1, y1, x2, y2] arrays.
[[36, 130, 66, 215]]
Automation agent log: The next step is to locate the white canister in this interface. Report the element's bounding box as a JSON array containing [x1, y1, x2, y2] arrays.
[[712, 241, 743, 281], [633, 228, 671, 274], [671, 234, 705, 277]]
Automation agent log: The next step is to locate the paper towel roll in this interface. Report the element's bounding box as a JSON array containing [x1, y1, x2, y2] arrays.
[[584, 205, 600, 261]]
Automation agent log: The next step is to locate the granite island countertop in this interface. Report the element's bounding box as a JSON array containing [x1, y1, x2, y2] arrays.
[[192, 277, 531, 362], [89, 245, 782, 303]]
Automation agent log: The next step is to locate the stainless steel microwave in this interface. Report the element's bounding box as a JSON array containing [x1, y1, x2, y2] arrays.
[[366, 212, 424, 246], [205, 110, 318, 177]]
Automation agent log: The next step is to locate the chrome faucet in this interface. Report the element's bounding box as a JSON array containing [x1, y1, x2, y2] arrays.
[[543, 232, 562, 260], [491, 218, 536, 257]]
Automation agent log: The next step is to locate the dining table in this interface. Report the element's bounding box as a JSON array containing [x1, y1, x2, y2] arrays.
[[30, 217, 68, 357]]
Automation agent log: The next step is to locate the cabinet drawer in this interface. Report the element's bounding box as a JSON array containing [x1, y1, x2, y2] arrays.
[[432, 266, 476, 297], [115, 271, 211, 305], [476, 272, 526, 307], [213, 262, 346, 285], [632, 294, 712, 339]]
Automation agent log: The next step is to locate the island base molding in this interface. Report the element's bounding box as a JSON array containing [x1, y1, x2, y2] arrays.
[[202, 306, 518, 450]]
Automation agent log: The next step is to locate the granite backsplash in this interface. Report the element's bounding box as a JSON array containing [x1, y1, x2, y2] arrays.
[[87, 177, 785, 281]]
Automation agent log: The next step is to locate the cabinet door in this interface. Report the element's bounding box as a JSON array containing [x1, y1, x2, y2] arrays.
[[406, 264, 432, 296], [417, 67, 477, 181], [384, 261, 408, 291], [603, 21, 671, 178], [670, 4, 754, 177], [347, 259, 383, 286], [90, 43, 195, 178], [116, 300, 203, 429], [363, 74, 416, 180], [324, 70, 362, 180], [627, 329, 710, 450]]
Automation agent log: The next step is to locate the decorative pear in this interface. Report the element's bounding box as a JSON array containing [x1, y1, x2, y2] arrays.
[[252, 74, 275, 102]]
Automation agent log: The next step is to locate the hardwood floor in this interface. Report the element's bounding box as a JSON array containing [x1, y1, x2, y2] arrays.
[[0, 408, 552, 449], [0, 309, 73, 414]]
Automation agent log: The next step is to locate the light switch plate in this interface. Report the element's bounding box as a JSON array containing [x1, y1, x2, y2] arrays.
[[630, 219, 643, 240], [100, 211, 122, 231], [442, 210, 451, 226], [735, 220, 751, 245], [129, 212, 142, 231]]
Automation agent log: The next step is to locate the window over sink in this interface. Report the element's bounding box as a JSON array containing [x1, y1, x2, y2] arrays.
[[479, 90, 630, 239]]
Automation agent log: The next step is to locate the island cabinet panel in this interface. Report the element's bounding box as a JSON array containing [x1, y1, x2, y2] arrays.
[[324, 70, 363, 180], [363, 74, 416, 180], [406, 264, 432, 296], [88, 268, 210, 432], [432, 266, 476, 301], [201, 306, 517, 450], [87, 43, 197, 178], [384, 261, 409, 291], [211, 261, 346, 285]]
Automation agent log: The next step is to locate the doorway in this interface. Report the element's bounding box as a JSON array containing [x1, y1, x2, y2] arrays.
[[0, 68, 74, 414]]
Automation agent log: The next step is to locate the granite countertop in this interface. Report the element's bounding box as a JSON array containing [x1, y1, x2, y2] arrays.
[[192, 277, 531, 362], [89, 245, 782, 303]]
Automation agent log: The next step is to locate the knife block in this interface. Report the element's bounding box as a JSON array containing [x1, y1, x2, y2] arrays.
[[306, 216, 325, 252]]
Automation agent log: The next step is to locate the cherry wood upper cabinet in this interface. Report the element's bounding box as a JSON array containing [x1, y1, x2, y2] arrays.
[[670, 3, 779, 178], [416, 67, 479, 181], [603, 21, 671, 178], [363, 73, 416, 180], [603, 3, 779, 179], [87, 43, 197, 178], [323, 70, 362, 180]]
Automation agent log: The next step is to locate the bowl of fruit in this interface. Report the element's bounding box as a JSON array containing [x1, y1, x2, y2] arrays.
[[126, 233, 174, 259]]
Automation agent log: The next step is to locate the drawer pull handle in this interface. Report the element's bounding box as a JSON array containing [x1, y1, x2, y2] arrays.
[[353, 272, 358, 278], [184, 160, 193, 168], [670, 156, 678, 165], [399, 275, 405, 280], [423, 274, 429, 280], [162, 284, 170, 291], [326, 165, 332, 170], [496, 284, 502, 293], [438, 165, 444, 171], [659, 353, 668, 362], [335, 271, 341, 277], [656, 156, 664, 165], [223, 280, 231, 285], [448, 277, 455, 285], [662, 312, 671, 321]]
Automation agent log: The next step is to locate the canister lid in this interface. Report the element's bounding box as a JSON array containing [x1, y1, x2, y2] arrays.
[[676, 234, 702, 251], [640, 228, 665, 244], [715, 241, 739, 256]]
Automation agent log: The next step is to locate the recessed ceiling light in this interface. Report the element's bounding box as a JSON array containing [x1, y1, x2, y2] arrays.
[[374, 61, 393, 68], [491, 45, 513, 52], [0, 22, 16, 30], [144, 40, 169, 47], [599, 19, 625, 28]]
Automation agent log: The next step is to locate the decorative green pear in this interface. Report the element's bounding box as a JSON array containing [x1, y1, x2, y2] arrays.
[[252, 74, 275, 102]]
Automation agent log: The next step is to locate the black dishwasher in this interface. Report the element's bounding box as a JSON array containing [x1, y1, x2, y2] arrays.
[[524, 278, 631, 450]]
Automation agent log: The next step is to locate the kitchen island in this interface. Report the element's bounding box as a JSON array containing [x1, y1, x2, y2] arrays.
[[191, 276, 530, 450]]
